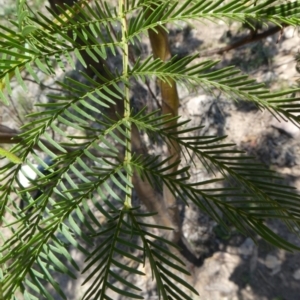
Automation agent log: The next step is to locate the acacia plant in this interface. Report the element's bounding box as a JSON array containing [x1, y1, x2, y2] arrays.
[[1, 0, 300, 299]]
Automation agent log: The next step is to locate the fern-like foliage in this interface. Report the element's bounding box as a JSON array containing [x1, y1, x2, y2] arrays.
[[1, 0, 300, 299]]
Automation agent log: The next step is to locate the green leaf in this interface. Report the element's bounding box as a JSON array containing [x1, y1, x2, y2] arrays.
[[0, 147, 22, 164], [106, 282, 144, 299], [21, 25, 37, 36], [74, 48, 87, 68]]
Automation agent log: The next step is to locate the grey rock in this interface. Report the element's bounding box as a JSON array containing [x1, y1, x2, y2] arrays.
[[238, 237, 255, 257], [265, 254, 281, 270], [293, 268, 300, 280]]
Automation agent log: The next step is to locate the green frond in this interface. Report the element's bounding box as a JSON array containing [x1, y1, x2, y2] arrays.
[[126, 0, 300, 42], [141, 123, 300, 250], [81, 209, 143, 299], [1, 216, 78, 299], [132, 210, 198, 299], [132, 54, 300, 124], [0, 1, 121, 100], [0, 117, 130, 298], [81, 208, 198, 299], [128, 109, 300, 251]]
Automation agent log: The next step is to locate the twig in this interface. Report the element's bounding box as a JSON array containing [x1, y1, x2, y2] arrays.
[[23, 77, 63, 92], [0, 124, 110, 156], [200, 25, 284, 57]]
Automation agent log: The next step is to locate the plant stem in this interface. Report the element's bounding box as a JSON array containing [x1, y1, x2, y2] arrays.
[[146, 2, 181, 242], [120, 0, 132, 208]]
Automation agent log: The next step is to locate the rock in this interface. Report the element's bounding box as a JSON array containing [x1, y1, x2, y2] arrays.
[[284, 26, 296, 39], [262, 71, 277, 82], [265, 254, 281, 270], [206, 260, 221, 277], [18, 164, 39, 188], [271, 117, 300, 138], [194, 252, 240, 299], [238, 238, 255, 257], [293, 268, 300, 280], [185, 94, 207, 116]]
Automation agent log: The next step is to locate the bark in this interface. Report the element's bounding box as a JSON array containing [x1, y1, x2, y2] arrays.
[[146, 3, 182, 243]]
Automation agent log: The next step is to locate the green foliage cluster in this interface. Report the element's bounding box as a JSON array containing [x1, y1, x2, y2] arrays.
[[1, 0, 300, 299]]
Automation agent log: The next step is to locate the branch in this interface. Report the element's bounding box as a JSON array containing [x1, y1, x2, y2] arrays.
[[200, 25, 284, 56], [0, 124, 75, 154]]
